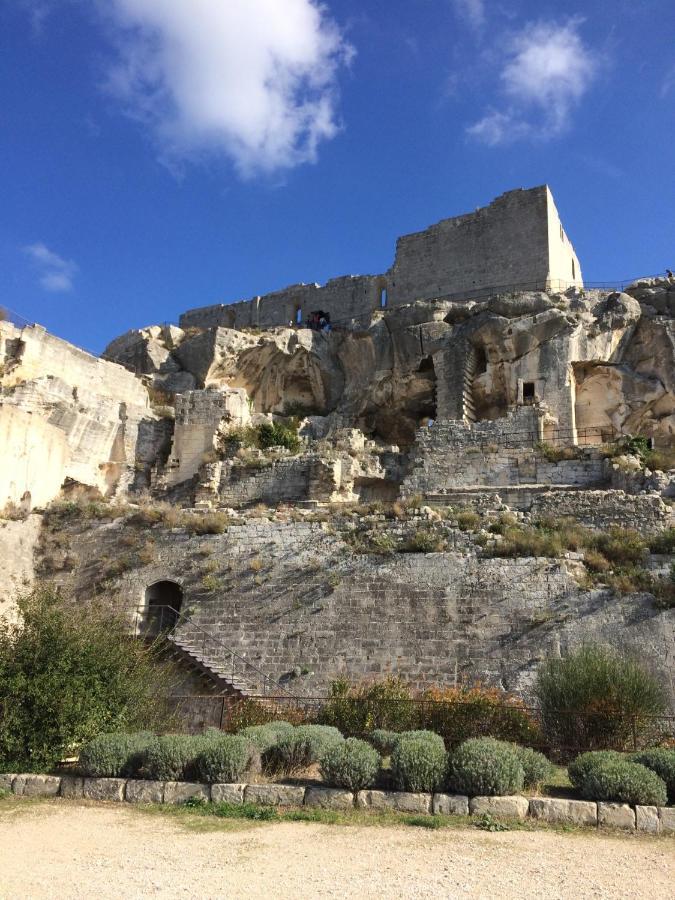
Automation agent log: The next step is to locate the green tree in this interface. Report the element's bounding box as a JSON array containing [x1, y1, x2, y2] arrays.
[[0, 586, 174, 772]]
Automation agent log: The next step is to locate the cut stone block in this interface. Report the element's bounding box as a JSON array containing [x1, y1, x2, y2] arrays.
[[0, 774, 16, 793], [304, 787, 354, 810], [470, 796, 529, 819], [635, 806, 659, 834], [125, 780, 164, 804], [163, 782, 210, 805], [60, 776, 84, 799], [528, 797, 597, 826], [658, 807, 675, 833], [244, 784, 305, 807], [83, 778, 126, 802], [210, 783, 246, 805], [13, 775, 62, 798], [432, 793, 469, 816], [598, 802, 635, 830], [356, 790, 432, 814]]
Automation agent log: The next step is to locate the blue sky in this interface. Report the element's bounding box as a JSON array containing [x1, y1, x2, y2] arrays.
[[1, 0, 674, 353]]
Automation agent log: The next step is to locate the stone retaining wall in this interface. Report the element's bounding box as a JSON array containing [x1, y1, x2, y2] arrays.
[[3, 774, 673, 833]]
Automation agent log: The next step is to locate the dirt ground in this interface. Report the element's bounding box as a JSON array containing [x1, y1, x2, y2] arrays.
[[0, 801, 673, 899]]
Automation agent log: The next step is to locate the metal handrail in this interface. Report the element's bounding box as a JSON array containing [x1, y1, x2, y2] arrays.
[[135, 604, 298, 698]]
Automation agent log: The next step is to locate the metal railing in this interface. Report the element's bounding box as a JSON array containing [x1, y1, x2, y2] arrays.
[[134, 605, 298, 699], [167, 692, 675, 758]]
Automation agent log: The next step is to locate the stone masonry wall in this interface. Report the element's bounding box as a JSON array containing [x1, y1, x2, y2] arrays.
[[530, 490, 674, 535], [62, 518, 675, 706]]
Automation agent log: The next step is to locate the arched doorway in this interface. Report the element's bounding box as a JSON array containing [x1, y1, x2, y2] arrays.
[[144, 580, 183, 635]]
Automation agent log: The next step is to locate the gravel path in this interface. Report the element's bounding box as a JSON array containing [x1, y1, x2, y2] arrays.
[[0, 802, 672, 899]]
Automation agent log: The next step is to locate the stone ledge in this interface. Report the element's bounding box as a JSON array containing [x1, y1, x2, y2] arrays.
[[528, 797, 597, 826], [636, 806, 659, 834], [83, 778, 126, 802], [163, 782, 210, 805], [13, 774, 62, 798], [304, 787, 354, 810], [432, 793, 469, 816], [125, 779, 165, 805], [356, 790, 432, 814], [598, 802, 635, 831], [244, 784, 305, 807], [211, 783, 246, 805], [60, 776, 84, 799], [470, 795, 529, 819], [659, 807, 675, 833]]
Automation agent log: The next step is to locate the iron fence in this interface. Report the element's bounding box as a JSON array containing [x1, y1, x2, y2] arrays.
[[166, 693, 675, 759]]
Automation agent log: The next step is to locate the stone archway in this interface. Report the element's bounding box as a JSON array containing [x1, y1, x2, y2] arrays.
[[144, 580, 183, 635]]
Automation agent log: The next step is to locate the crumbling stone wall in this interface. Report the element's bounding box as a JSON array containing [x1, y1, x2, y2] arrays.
[[530, 490, 673, 535]]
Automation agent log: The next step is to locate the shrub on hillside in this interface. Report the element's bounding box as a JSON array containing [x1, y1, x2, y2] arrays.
[[318, 677, 416, 735], [446, 738, 524, 797], [368, 729, 399, 756], [193, 735, 251, 784], [512, 745, 554, 789], [632, 748, 675, 803], [320, 737, 380, 791], [395, 730, 445, 751], [266, 725, 343, 773], [417, 686, 541, 749], [391, 735, 447, 793], [79, 731, 154, 778], [0, 586, 175, 773], [568, 751, 626, 789], [579, 758, 667, 807], [534, 645, 667, 754]]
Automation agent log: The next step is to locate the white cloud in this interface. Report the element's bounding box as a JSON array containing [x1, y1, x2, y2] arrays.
[[23, 243, 78, 292], [468, 19, 597, 145], [661, 64, 675, 98], [100, 0, 353, 177], [450, 0, 485, 30]]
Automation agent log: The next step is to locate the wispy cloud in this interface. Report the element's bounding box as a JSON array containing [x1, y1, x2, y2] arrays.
[[449, 0, 485, 30], [99, 0, 353, 178], [23, 243, 78, 292], [661, 64, 675, 98], [468, 18, 597, 146]]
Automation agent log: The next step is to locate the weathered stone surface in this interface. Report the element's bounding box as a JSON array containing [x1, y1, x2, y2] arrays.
[[598, 803, 635, 830], [658, 807, 675, 833], [210, 783, 246, 805], [59, 776, 84, 799], [636, 806, 660, 834], [356, 790, 432, 814], [0, 774, 16, 793], [304, 787, 354, 810], [528, 798, 597, 826], [470, 796, 529, 820], [125, 779, 164, 805], [82, 778, 126, 802], [244, 784, 305, 807], [13, 774, 61, 797], [432, 793, 470, 816], [163, 782, 210, 805]]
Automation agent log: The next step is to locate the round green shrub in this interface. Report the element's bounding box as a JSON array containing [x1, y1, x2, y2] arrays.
[[320, 737, 381, 790], [391, 735, 447, 793], [568, 751, 626, 789], [144, 735, 206, 781], [631, 749, 675, 803], [239, 721, 294, 752], [369, 729, 399, 755], [397, 730, 446, 751], [446, 738, 524, 796], [79, 731, 155, 778], [194, 735, 251, 784], [267, 725, 343, 772], [512, 745, 554, 789], [579, 759, 667, 806]]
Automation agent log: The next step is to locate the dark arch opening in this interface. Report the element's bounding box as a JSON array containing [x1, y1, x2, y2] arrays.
[[144, 580, 183, 635]]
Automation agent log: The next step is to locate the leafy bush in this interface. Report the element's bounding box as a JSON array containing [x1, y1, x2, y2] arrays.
[[400, 529, 446, 553], [267, 725, 343, 773], [648, 528, 675, 554], [512, 745, 553, 789], [0, 587, 174, 773], [632, 748, 675, 803], [144, 735, 209, 781], [319, 737, 380, 790], [193, 735, 251, 784], [579, 759, 667, 806], [592, 528, 646, 567], [568, 750, 626, 788], [319, 677, 416, 735], [239, 721, 294, 752], [395, 730, 446, 751], [368, 729, 399, 755], [257, 422, 300, 453], [79, 731, 154, 778], [391, 735, 447, 793], [534, 645, 667, 755], [446, 738, 524, 797]]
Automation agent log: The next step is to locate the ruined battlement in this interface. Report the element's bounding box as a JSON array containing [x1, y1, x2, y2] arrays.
[[179, 185, 583, 332]]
